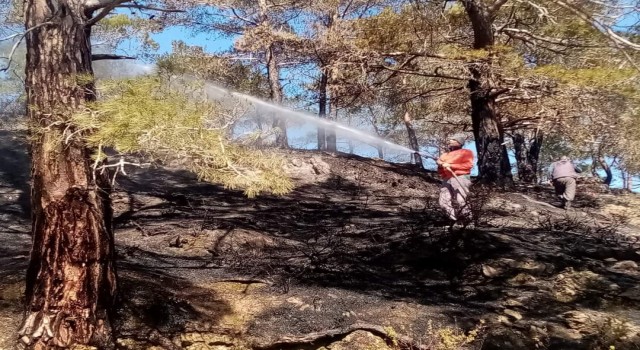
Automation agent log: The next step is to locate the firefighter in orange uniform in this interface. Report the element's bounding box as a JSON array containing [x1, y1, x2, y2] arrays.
[[436, 134, 474, 222]]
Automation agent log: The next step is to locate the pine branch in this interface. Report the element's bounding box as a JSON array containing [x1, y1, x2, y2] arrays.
[[86, 0, 131, 26], [91, 54, 136, 61], [116, 4, 185, 13], [230, 8, 257, 25], [500, 27, 604, 48], [488, 0, 510, 16], [549, 0, 640, 70], [371, 64, 470, 81]]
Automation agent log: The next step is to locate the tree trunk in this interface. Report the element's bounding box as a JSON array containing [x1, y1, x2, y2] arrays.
[[622, 171, 633, 192], [468, 76, 512, 185], [527, 130, 543, 182], [462, 0, 512, 186], [20, 1, 116, 349], [513, 131, 543, 184], [326, 96, 337, 152], [266, 44, 288, 148], [317, 68, 328, 151], [370, 116, 385, 159], [598, 157, 613, 186], [461, 0, 494, 50], [403, 111, 423, 168]]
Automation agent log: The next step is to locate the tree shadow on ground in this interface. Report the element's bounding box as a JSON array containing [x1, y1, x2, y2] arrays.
[[114, 163, 640, 349], [0, 130, 30, 218], [115, 247, 233, 347]]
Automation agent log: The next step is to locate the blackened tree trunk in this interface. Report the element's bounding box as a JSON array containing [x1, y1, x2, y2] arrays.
[[461, 0, 513, 186], [403, 111, 423, 168], [513, 131, 543, 183], [19, 1, 116, 348], [317, 68, 328, 150], [266, 44, 288, 148]]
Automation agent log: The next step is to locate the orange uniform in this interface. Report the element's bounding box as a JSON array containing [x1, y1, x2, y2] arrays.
[[437, 149, 474, 180]]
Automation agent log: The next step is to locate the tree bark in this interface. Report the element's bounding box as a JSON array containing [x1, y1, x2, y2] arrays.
[[326, 95, 337, 152], [317, 68, 328, 151], [621, 170, 632, 190], [461, 0, 494, 50], [598, 157, 613, 186], [513, 131, 543, 183], [266, 44, 288, 148], [258, 0, 287, 148], [528, 130, 543, 181], [462, 0, 513, 186], [468, 74, 512, 184], [370, 116, 385, 159], [403, 111, 423, 168], [20, 1, 116, 348]]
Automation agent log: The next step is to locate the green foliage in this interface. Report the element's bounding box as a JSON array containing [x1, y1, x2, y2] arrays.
[[540, 20, 599, 40], [98, 14, 135, 30], [534, 65, 638, 90], [619, 115, 640, 174], [355, 7, 416, 52], [157, 41, 269, 98], [423, 319, 485, 350], [72, 77, 293, 197]]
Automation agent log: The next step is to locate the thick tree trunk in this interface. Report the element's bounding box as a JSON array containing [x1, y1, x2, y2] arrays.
[[317, 68, 328, 151], [266, 44, 288, 148], [20, 1, 116, 349], [462, 0, 512, 186], [403, 111, 423, 168], [513, 131, 543, 183], [461, 0, 494, 50], [468, 75, 512, 185]]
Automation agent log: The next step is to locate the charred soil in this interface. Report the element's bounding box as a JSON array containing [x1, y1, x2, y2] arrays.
[[1, 138, 639, 350]]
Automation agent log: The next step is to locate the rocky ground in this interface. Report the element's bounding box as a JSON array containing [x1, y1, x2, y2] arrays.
[[1, 130, 640, 350]]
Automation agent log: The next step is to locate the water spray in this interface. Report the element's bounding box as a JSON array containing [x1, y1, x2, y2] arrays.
[[204, 83, 421, 156], [123, 64, 440, 161]]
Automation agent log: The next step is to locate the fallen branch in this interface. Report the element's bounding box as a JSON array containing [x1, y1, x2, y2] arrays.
[[214, 278, 272, 285], [517, 193, 563, 211], [252, 322, 430, 350]]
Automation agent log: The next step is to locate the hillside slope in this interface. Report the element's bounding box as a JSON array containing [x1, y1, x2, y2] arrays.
[[1, 145, 639, 349]]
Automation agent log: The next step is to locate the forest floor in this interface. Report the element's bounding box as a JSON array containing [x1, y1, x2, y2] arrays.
[[1, 129, 640, 350]]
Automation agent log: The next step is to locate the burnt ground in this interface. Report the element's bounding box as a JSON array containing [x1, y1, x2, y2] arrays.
[[1, 130, 640, 350]]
